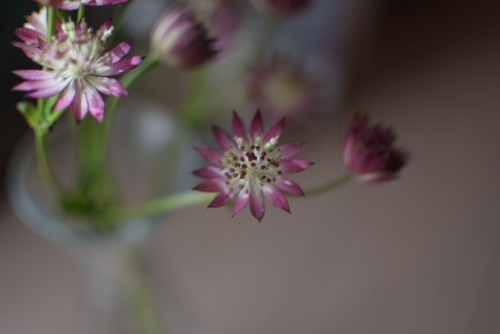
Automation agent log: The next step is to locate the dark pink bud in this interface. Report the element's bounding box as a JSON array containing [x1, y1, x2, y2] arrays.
[[251, 0, 312, 19], [343, 114, 409, 183], [150, 5, 218, 70]]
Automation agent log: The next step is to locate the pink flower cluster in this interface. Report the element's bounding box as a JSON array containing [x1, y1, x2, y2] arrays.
[[344, 114, 409, 183], [13, 8, 141, 122], [35, 0, 130, 11], [194, 111, 313, 221]]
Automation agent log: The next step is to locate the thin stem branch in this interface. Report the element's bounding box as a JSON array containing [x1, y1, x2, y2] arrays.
[[97, 54, 159, 154], [304, 174, 352, 197], [123, 54, 159, 89], [110, 191, 215, 221], [35, 129, 63, 197], [77, 5, 85, 22], [47, 6, 55, 39]]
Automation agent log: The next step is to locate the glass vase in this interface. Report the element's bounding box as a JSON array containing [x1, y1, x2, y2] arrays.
[[6, 99, 196, 334]]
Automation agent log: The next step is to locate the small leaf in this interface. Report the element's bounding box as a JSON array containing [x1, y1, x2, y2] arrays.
[[16, 101, 39, 129]]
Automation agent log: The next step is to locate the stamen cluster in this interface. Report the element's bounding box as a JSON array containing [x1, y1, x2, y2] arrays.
[[220, 134, 282, 197], [13, 13, 142, 122], [194, 111, 313, 221]]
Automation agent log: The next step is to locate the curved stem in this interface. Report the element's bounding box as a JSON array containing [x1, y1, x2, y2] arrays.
[[123, 54, 159, 89], [304, 174, 352, 197], [110, 191, 215, 221]]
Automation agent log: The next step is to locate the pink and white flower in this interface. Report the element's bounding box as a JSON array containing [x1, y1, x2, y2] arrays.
[[193, 111, 313, 221], [13, 19, 142, 122], [35, 0, 131, 11], [15, 7, 48, 45], [344, 114, 409, 183]]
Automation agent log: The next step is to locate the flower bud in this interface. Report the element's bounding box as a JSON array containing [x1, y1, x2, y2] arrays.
[[150, 5, 218, 70], [250, 0, 312, 19], [343, 114, 409, 183], [187, 0, 242, 51]]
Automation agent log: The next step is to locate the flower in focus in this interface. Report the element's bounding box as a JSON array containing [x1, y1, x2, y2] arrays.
[[344, 114, 409, 183], [250, 0, 312, 19], [35, 0, 131, 11], [13, 19, 142, 122], [150, 5, 218, 70], [248, 55, 318, 119], [193, 111, 313, 221], [15, 7, 48, 45]]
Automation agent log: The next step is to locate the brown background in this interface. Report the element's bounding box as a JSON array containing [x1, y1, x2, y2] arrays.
[[1, 1, 500, 333]]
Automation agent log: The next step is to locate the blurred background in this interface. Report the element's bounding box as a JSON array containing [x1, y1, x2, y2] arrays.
[[1, 0, 500, 333]]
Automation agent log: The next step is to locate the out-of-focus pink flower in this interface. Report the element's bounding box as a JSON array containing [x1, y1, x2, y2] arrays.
[[250, 0, 312, 19], [187, 0, 242, 51], [150, 5, 218, 70], [193, 110, 313, 222], [13, 19, 142, 122], [35, 0, 131, 11], [15, 7, 48, 45], [248, 55, 318, 119], [344, 114, 409, 183], [36, 0, 59, 6]]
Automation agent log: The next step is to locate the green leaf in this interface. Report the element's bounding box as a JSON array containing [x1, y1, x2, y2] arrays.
[[16, 101, 39, 129]]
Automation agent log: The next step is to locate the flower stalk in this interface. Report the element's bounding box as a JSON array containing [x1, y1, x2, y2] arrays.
[[304, 174, 352, 197], [109, 191, 216, 222], [34, 129, 64, 197]]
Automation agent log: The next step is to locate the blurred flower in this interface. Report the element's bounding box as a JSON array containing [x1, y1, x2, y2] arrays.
[[344, 114, 409, 183], [150, 5, 218, 70], [36, 0, 59, 6], [14, 7, 48, 45], [187, 0, 242, 51], [13, 19, 142, 122], [250, 0, 312, 19], [248, 55, 318, 119], [193, 111, 312, 221], [35, 0, 131, 11]]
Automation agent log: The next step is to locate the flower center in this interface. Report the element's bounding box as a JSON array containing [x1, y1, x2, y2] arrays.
[[220, 135, 283, 195]]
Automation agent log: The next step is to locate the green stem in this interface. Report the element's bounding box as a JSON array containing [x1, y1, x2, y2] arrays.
[[110, 3, 132, 34], [75, 55, 159, 201], [47, 7, 55, 39], [36, 7, 56, 123], [126, 247, 165, 334], [111, 191, 215, 221], [179, 67, 210, 129], [305, 174, 352, 196], [98, 54, 159, 150], [35, 129, 63, 197], [77, 5, 85, 22], [123, 54, 159, 88], [100, 54, 158, 133]]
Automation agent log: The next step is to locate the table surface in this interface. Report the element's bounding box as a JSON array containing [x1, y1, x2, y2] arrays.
[[1, 2, 500, 334]]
